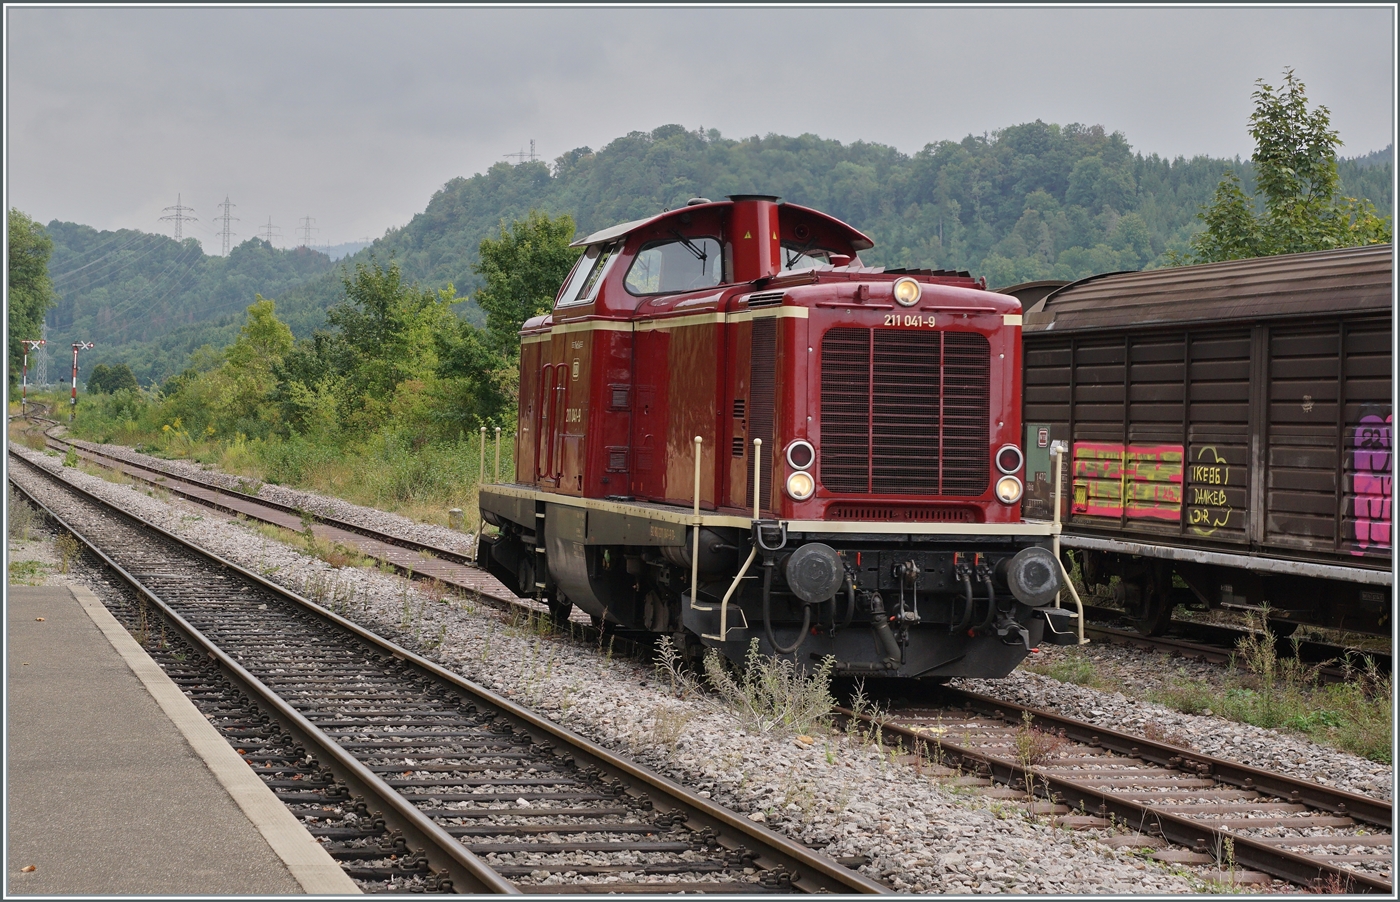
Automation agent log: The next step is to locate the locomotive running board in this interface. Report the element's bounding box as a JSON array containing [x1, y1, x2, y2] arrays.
[[480, 484, 1055, 539]]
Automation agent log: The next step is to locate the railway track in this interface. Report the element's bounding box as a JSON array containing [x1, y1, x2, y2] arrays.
[[8, 451, 887, 895], [32, 428, 538, 614], [1078, 604, 1390, 684], [12, 436, 1393, 891], [845, 687, 1392, 893]]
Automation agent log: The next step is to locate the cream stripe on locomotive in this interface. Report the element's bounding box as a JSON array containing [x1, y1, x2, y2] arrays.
[[481, 483, 1055, 537], [520, 305, 809, 344]]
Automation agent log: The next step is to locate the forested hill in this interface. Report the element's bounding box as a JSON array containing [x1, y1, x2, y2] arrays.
[[43, 123, 1392, 384], [43, 226, 339, 381]]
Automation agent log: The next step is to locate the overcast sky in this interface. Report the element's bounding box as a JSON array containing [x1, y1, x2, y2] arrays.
[[5, 5, 1395, 251]]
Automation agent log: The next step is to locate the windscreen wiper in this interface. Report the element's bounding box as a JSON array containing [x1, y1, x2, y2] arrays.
[[670, 230, 708, 264]]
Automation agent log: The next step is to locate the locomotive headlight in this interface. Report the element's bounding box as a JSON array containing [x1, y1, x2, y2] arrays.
[[785, 439, 815, 470], [892, 277, 922, 307], [786, 470, 816, 501], [995, 474, 1024, 504], [996, 444, 1024, 475]]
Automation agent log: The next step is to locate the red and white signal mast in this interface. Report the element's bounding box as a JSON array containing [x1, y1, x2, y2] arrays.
[[70, 341, 94, 422], [19, 339, 45, 413]]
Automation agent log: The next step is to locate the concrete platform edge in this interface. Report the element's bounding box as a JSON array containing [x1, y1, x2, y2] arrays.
[[70, 584, 361, 895]]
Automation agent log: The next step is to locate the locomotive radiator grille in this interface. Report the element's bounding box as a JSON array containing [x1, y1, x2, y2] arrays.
[[820, 327, 990, 496]]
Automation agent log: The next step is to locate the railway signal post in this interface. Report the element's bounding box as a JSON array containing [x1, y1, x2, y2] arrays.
[[70, 341, 94, 423], [20, 339, 45, 413]]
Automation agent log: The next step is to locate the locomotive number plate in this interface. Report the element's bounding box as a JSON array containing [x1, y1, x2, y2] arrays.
[[883, 314, 936, 327]]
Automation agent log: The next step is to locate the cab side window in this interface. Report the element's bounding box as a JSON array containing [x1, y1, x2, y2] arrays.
[[557, 242, 621, 308], [624, 237, 723, 295]]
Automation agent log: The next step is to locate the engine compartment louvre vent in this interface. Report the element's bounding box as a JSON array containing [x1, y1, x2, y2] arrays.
[[746, 291, 786, 308], [746, 318, 777, 512], [827, 503, 981, 523]]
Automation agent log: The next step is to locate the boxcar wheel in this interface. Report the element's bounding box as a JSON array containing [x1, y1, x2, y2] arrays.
[[1131, 565, 1176, 636]]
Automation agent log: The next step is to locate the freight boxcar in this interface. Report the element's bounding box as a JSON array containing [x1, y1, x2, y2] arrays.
[[478, 195, 1071, 679], [1015, 245, 1392, 635]]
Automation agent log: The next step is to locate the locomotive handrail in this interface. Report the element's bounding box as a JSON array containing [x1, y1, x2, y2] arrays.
[[1050, 441, 1088, 645], [704, 438, 763, 642], [691, 435, 702, 611]]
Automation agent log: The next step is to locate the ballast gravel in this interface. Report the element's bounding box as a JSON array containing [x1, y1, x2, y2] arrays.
[[10, 441, 1391, 893]]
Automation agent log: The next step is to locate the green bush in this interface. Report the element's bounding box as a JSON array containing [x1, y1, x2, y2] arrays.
[[703, 639, 836, 736]]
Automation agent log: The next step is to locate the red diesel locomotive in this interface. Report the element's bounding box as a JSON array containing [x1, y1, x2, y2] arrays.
[[478, 195, 1071, 679]]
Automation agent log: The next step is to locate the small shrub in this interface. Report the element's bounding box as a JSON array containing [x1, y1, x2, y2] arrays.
[[1141, 720, 1194, 748], [1012, 711, 1067, 767], [650, 703, 694, 752], [1150, 625, 1392, 763], [8, 490, 38, 542], [652, 636, 703, 699], [703, 639, 835, 735], [56, 532, 82, 573]]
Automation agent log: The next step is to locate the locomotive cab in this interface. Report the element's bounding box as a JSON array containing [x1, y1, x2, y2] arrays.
[[480, 196, 1073, 679]]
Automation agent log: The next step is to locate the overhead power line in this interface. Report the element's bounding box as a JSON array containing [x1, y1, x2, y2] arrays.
[[259, 216, 281, 245]]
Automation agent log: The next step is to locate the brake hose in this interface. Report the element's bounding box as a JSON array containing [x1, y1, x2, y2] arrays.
[[762, 556, 810, 655], [977, 570, 998, 633], [840, 577, 856, 630], [951, 568, 975, 634]]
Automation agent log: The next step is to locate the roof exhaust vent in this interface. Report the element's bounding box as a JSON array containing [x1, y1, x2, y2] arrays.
[[728, 196, 781, 283]]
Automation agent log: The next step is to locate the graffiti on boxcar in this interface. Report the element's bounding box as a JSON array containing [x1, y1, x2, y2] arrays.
[[1351, 412, 1392, 556], [1188, 446, 1233, 536], [1071, 442, 1183, 521]]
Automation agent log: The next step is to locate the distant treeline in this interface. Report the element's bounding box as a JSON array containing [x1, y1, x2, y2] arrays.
[[43, 123, 1392, 383]]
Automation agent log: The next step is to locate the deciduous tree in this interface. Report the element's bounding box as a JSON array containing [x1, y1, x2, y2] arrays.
[[471, 211, 581, 354], [1190, 69, 1391, 263], [8, 209, 57, 388]]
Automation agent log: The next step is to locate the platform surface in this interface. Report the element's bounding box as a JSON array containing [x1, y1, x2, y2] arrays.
[[6, 584, 355, 896]]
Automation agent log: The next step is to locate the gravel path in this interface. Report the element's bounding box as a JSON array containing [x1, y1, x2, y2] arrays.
[[12, 440, 1391, 893]]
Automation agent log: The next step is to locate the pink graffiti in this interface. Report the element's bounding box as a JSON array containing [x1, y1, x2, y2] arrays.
[[1352, 413, 1392, 555]]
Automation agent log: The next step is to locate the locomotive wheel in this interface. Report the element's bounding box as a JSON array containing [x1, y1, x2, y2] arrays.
[[547, 595, 573, 624]]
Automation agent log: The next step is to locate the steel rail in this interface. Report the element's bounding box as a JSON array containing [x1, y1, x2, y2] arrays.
[[9, 452, 889, 895], [838, 687, 1391, 893], [940, 688, 1390, 829]]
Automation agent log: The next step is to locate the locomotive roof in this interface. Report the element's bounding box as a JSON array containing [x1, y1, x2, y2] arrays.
[[1024, 243, 1394, 333], [570, 198, 875, 251]]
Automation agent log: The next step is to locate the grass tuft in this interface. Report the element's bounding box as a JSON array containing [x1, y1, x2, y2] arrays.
[[1024, 646, 1103, 687], [1150, 614, 1392, 763]]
